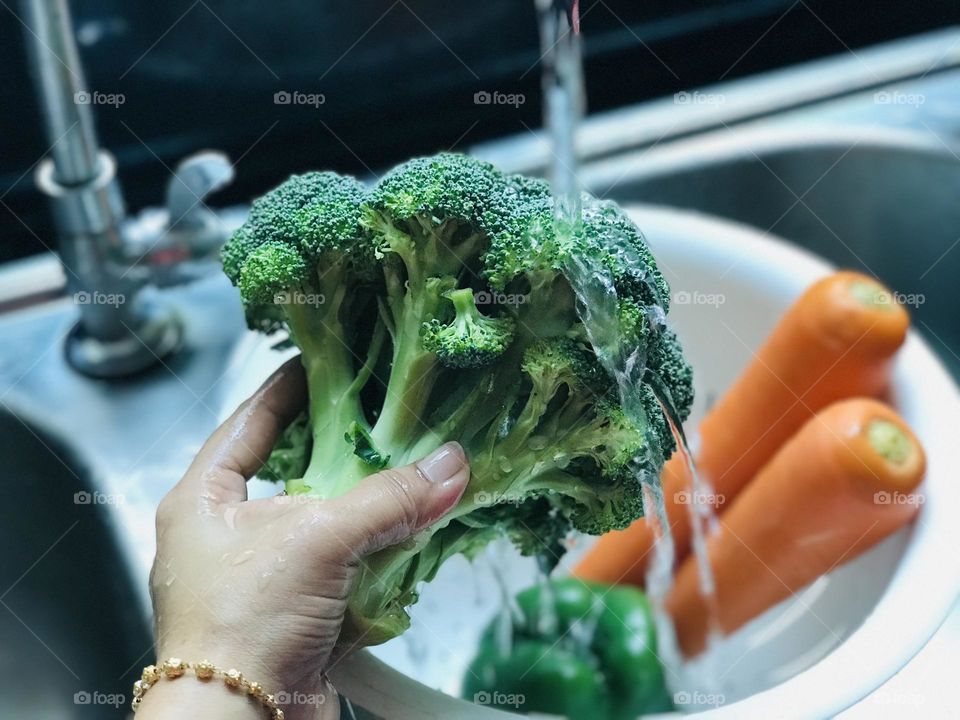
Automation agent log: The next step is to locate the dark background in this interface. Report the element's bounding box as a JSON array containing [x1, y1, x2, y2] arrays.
[[2, 0, 958, 262]]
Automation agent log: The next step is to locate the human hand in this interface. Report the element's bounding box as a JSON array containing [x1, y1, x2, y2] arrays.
[[139, 358, 470, 719]]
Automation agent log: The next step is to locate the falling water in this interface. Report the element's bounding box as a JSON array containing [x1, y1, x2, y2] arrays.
[[658, 398, 725, 659], [535, 0, 584, 227], [535, 0, 722, 686], [535, 0, 678, 574]]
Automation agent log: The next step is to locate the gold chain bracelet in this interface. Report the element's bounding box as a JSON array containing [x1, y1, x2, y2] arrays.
[[132, 657, 285, 719]]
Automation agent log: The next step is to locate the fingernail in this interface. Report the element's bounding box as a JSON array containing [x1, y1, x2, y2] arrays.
[[418, 443, 469, 528], [419, 442, 466, 485]]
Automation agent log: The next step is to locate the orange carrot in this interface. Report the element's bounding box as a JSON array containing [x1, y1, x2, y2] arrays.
[[575, 271, 910, 586], [666, 399, 925, 658]]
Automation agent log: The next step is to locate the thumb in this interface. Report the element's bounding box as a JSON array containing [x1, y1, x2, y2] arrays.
[[323, 442, 470, 559]]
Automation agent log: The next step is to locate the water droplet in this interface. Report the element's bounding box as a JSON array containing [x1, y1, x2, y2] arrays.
[[219, 552, 233, 565], [497, 457, 513, 473], [223, 506, 240, 530], [257, 571, 273, 590], [281, 534, 297, 547], [231, 550, 255, 566], [527, 436, 548, 451], [273, 555, 288, 573], [164, 575, 176, 587]]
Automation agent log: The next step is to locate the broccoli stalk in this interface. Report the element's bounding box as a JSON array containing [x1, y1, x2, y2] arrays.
[[222, 154, 693, 647]]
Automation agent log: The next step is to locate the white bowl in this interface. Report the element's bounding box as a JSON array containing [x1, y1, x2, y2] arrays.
[[224, 205, 960, 719]]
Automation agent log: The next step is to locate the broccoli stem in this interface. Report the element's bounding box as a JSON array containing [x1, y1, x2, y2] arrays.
[[371, 304, 438, 450], [448, 287, 482, 323], [285, 270, 372, 497], [370, 264, 449, 455], [342, 519, 499, 647]]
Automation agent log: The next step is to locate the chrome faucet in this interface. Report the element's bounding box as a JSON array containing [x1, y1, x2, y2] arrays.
[[19, 0, 243, 378]]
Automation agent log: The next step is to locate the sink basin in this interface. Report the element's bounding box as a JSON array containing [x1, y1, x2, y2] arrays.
[[581, 126, 960, 375], [0, 274, 249, 718], [0, 408, 151, 718]]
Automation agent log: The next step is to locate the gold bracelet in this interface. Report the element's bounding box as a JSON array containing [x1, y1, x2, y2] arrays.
[[132, 657, 285, 719]]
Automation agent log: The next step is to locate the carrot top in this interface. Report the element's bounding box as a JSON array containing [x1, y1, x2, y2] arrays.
[[849, 279, 899, 311], [868, 419, 913, 465]]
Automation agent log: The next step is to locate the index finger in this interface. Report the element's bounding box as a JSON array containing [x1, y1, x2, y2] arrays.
[[178, 356, 307, 506]]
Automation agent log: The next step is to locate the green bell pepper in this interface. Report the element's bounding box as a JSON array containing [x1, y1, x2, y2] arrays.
[[463, 578, 673, 719]]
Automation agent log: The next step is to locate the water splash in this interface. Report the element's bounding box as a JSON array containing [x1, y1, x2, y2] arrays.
[[658, 398, 725, 693], [534, 0, 722, 683], [491, 540, 524, 657], [533, 554, 559, 637], [535, 0, 675, 567]]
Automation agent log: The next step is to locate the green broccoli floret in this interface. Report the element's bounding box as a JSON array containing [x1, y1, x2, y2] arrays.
[[222, 153, 693, 647], [238, 241, 308, 307], [647, 327, 695, 419], [422, 288, 516, 368]]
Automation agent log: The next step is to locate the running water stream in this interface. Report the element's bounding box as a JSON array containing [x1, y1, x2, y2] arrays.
[[535, 0, 723, 691]]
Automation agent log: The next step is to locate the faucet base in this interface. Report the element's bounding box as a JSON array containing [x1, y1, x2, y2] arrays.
[[65, 299, 183, 379]]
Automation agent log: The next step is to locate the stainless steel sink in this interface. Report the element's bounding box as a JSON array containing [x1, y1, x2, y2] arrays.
[[472, 38, 960, 375], [580, 126, 960, 373], [0, 409, 150, 718], [0, 275, 247, 718]]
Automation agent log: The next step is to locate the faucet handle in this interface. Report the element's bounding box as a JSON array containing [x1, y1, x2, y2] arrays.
[[165, 151, 235, 230], [121, 150, 242, 288]]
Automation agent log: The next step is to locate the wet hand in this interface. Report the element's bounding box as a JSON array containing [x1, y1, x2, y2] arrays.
[[141, 358, 470, 719]]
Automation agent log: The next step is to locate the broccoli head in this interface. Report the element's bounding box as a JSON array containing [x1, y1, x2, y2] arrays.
[[421, 288, 516, 368], [222, 153, 693, 646]]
